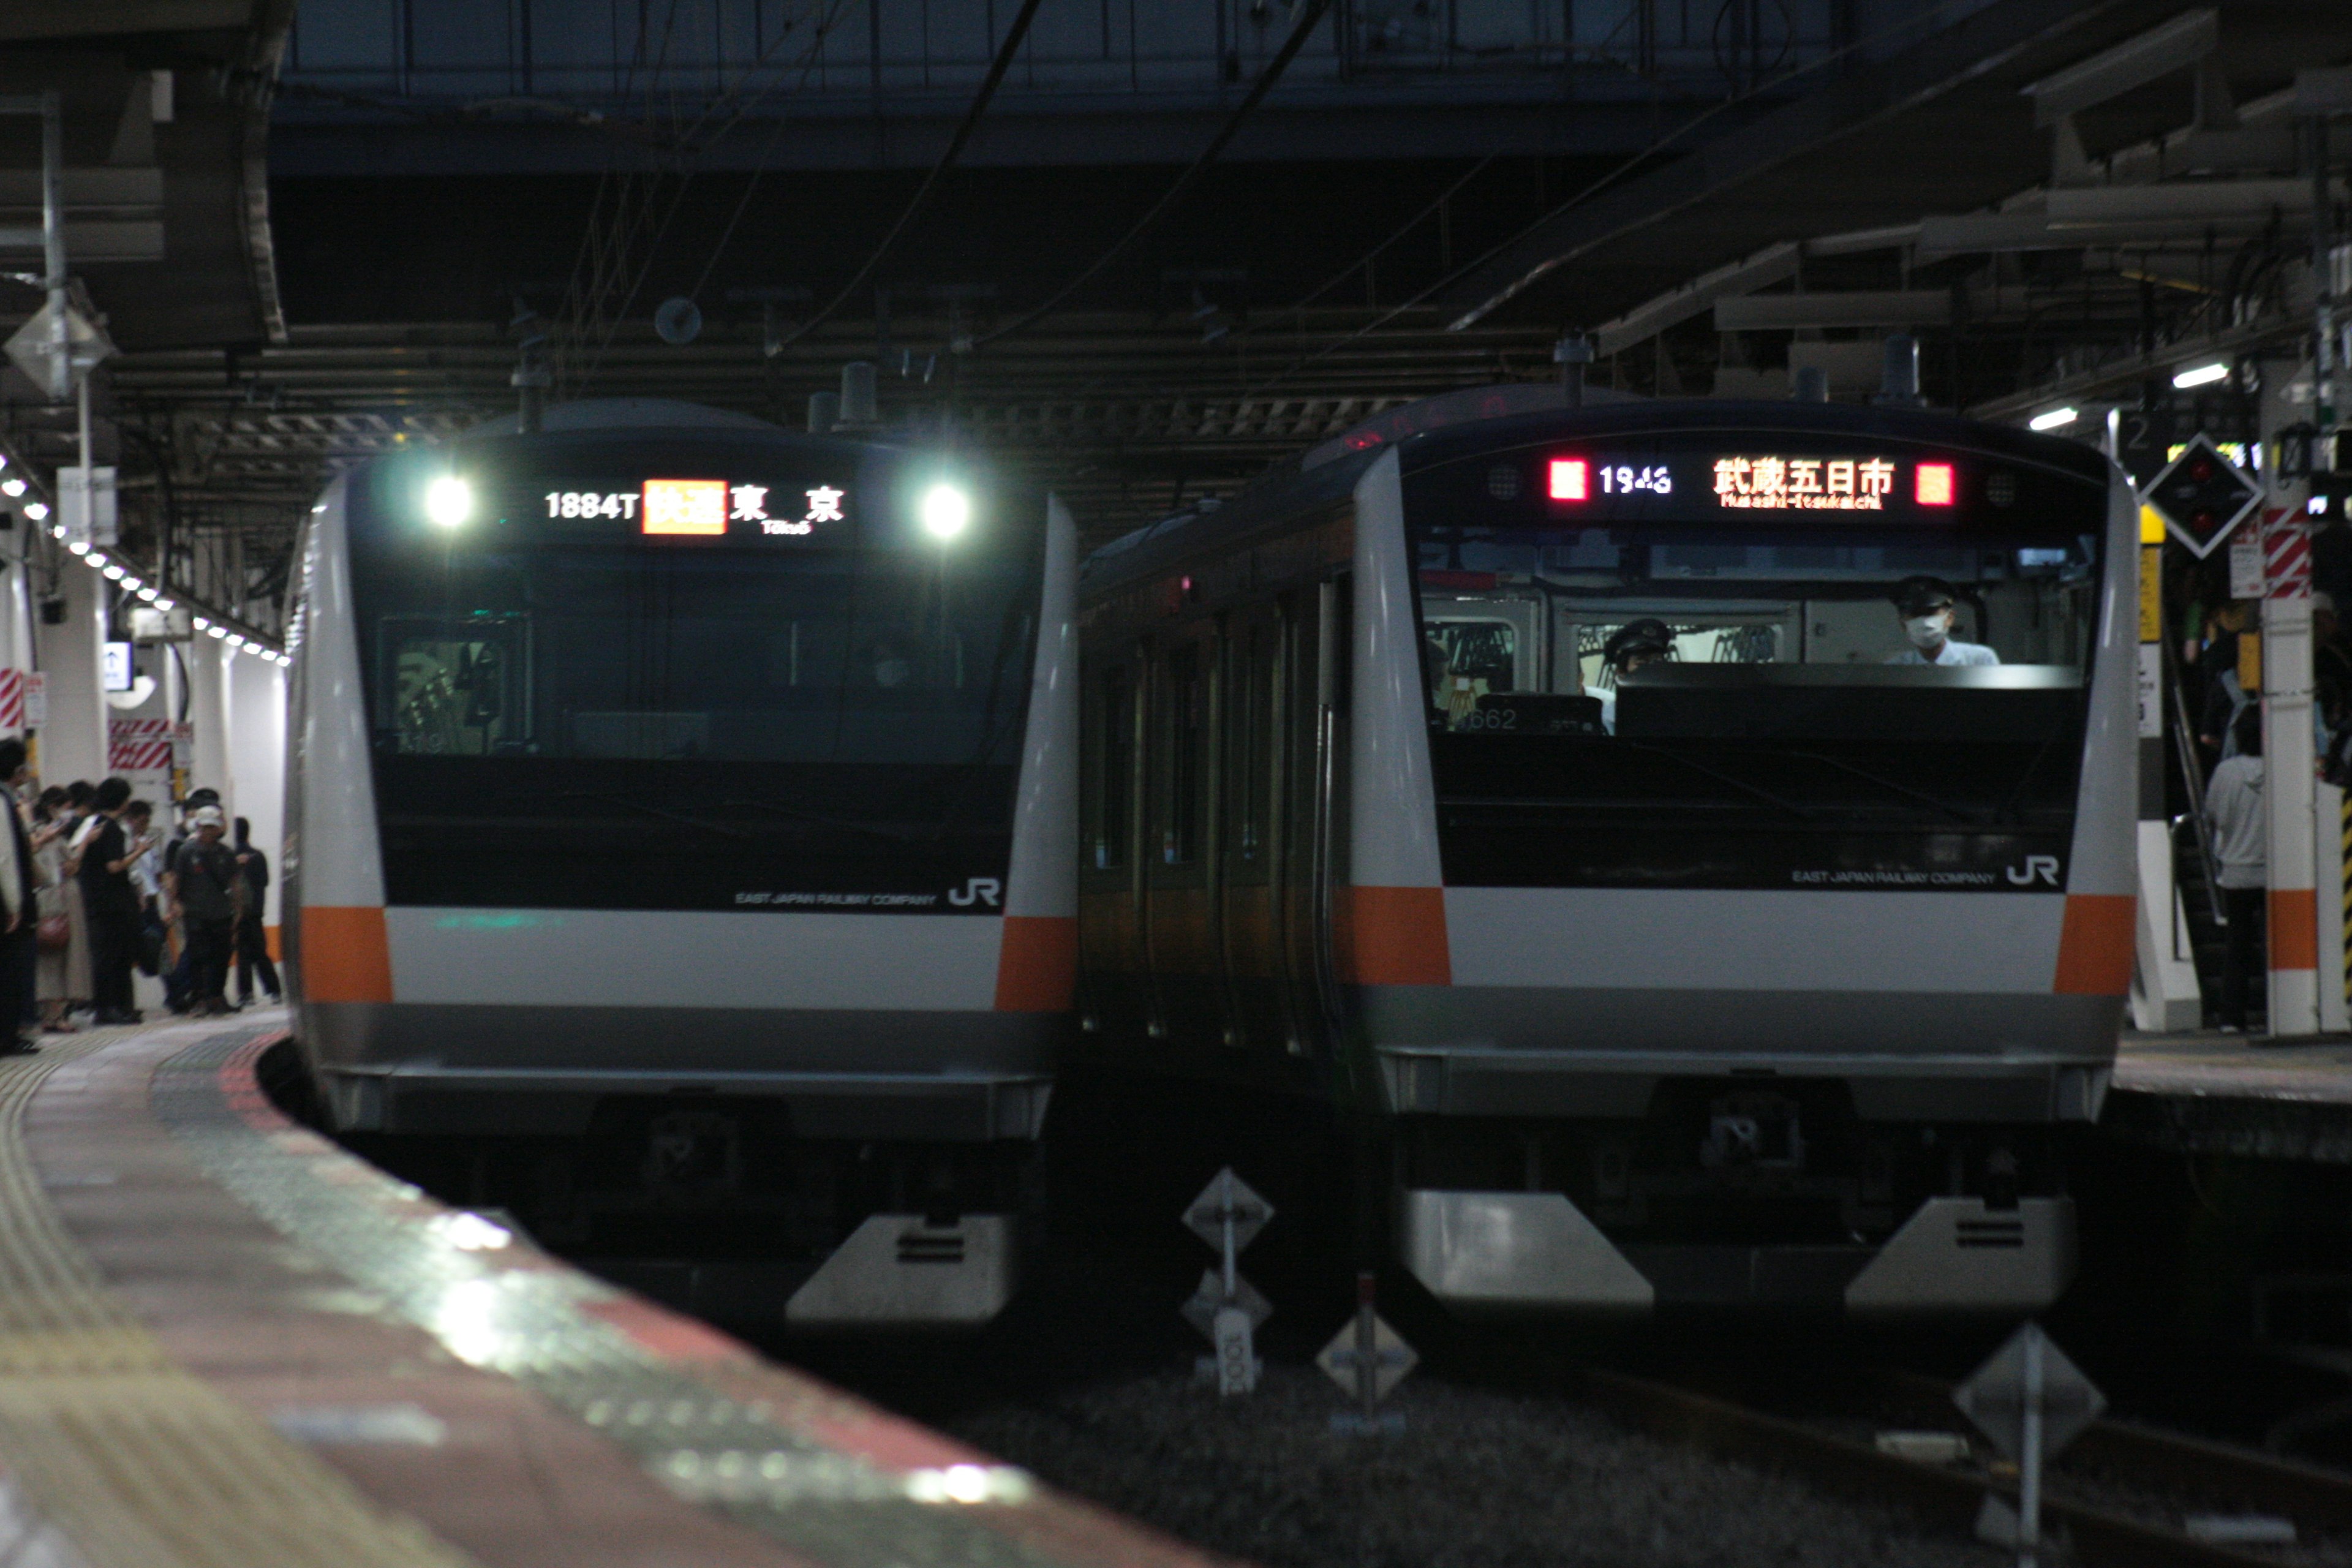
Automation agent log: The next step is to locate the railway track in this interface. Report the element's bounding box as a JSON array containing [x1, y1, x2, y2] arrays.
[[1572, 1360, 2352, 1567]]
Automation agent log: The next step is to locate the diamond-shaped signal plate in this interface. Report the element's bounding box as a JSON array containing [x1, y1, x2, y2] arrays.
[[1952, 1321, 2105, 1463], [1180, 1268, 1273, 1341], [1183, 1167, 1273, 1254], [2146, 432, 2263, 558], [1317, 1313, 1418, 1404]]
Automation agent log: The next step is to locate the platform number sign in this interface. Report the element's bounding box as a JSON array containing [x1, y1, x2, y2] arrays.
[[2145, 434, 2263, 558]]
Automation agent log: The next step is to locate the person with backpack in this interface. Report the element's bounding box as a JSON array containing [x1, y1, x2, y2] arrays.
[[166, 807, 242, 1017]]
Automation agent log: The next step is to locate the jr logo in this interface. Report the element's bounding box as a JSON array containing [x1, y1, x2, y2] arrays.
[[2005, 855, 2062, 887], [948, 877, 1003, 908]]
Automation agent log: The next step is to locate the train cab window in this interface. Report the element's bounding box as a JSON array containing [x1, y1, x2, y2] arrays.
[[339, 435, 1047, 911], [1401, 439, 2109, 889]]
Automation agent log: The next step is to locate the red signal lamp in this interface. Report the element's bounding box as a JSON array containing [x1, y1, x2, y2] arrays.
[[1549, 458, 1589, 501], [1915, 462, 1957, 507]]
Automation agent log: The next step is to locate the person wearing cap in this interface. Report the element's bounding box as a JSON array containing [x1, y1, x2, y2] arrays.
[[1885, 576, 1999, 666], [167, 805, 243, 1017], [1597, 618, 1675, 735]]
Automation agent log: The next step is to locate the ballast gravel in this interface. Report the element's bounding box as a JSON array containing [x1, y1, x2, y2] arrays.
[[941, 1362, 2006, 1568]]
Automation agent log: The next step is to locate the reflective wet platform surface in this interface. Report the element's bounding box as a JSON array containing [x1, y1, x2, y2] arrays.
[[0, 1013, 1217, 1568], [2109, 1031, 2352, 1163]]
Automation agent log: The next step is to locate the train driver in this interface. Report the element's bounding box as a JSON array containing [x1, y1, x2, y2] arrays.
[[1597, 618, 1675, 735], [1885, 576, 1998, 667]]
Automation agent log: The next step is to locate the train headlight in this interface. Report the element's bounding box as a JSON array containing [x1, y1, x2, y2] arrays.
[[425, 475, 473, 529], [919, 483, 970, 541]]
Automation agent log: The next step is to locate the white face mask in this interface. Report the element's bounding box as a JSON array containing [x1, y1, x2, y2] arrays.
[[1904, 612, 1951, 649]]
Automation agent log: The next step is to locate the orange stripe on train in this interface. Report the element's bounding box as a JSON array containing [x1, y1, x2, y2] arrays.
[[300, 906, 394, 1003], [2052, 893, 2134, 995], [995, 915, 1078, 1011], [1341, 886, 1451, 987]]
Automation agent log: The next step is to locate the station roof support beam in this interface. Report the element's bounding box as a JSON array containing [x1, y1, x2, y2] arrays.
[[2021, 7, 2217, 127]]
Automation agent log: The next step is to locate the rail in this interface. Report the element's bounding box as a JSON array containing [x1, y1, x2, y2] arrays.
[[1575, 1363, 2327, 1568]]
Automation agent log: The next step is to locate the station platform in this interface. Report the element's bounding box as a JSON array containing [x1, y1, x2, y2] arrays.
[[0, 1011, 1218, 1568], [2107, 1030, 2352, 1162]]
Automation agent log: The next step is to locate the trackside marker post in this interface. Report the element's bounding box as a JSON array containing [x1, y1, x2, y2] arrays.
[[1182, 1168, 1272, 1396], [1953, 1322, 2104, 1568], [1318, 1272, 1416, 1434]]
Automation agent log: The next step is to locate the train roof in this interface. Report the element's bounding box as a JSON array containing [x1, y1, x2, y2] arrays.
[[1079, 386, 2113, 600]]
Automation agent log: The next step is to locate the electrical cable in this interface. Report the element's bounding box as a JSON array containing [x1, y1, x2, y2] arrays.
[[560, 1, 856, 391], [746, 0, 1049, 345], [967, 0, 1336, 352], [553, 0, 854, 386], [1234, 0, 1973, 400]]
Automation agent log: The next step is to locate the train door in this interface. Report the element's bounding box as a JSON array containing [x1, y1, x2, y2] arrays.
[[1275, 579, 1346, 1057], [1143, 627, 1226, 1046], [1219, 604, 1287, 1052], [1078, 650, 1150, 1041]]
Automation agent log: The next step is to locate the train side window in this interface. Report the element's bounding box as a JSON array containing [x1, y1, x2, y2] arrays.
[[1097, 665, 1132, 869], [1161, 644, 1204, 865]]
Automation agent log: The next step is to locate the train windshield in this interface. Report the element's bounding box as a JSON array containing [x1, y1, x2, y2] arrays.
[[341, 434, 1043, 911], [1403, 439, 2110, 891]]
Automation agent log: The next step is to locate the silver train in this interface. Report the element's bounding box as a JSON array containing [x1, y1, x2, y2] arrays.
[[284, 399, 1077, 1326], [1072, 388, 2134, 1315]]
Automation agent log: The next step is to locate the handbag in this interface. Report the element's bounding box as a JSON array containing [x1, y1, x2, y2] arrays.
[[36, 912, 68, 951]]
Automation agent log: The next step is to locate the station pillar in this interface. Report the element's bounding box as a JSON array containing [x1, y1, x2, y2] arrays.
[[2265, 514, 2324, 1037], [2133, 505, 2201, 1029], [183, 635, 230, 803], [222, 647, 285, 937], [33, 556, 106, 789]]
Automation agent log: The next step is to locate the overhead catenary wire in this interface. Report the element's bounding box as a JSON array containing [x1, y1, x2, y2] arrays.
[[965, 0, 1336, 353], [747, 0, 1050, 344], [1232, 0, 1978, 401], [571, 3, 855, 375]]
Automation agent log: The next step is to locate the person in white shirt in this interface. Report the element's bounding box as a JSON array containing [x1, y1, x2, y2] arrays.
[[1885, 576, 1999, 666], [2204, 705, 2267, 1032]]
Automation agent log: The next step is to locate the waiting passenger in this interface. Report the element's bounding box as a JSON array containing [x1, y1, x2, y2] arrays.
[[70, 778, 142, 1026], [1597, 619, 1675, 736], [170, 807, 242, 1017], [1885, 577, 1999, 666], [2206, 706, 2267, 1033], [232, 818, 281, 1006]]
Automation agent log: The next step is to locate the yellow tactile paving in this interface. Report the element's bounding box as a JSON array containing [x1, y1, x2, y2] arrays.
[[0, 1025, 479, 1568]]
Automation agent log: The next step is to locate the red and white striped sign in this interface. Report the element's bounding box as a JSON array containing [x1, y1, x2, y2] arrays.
[[0, 670, 23, 731], [107, 717, 172, 772], [2264, 508, 2312, 601]]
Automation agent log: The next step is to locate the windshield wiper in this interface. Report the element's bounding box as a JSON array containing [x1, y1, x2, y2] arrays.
[[1781, 752, 1986, 825], [719, 799, 930, 846], [1614, 741, 1815, 821], [549, 789, 754, 842]]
